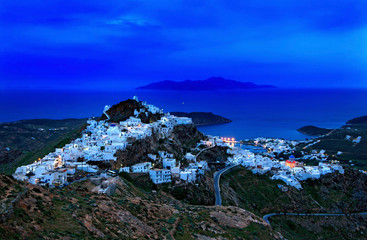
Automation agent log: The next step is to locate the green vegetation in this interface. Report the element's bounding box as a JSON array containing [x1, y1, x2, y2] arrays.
[[297, 124, 367, 170], [220, 167, 367, 239], [221, 167, 313, 215], [221, 167, 365, 216], [296, 116, 367, 170], [271, 215, 367, 240]]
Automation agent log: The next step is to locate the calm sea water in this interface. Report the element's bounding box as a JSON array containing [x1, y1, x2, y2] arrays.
[[1, 89, 366, 140]]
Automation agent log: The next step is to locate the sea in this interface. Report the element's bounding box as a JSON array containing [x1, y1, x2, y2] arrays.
[[1, 88, 367, 141]]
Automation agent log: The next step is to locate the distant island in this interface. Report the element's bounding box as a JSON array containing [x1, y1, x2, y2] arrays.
[[136, 77, 276, 91], [170, 112, 231, 126]]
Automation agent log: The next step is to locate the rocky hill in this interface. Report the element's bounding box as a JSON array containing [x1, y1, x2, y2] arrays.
[[112, 124, 205, 170], [0, 174, 276, 239], [100, 99, 163, 123]]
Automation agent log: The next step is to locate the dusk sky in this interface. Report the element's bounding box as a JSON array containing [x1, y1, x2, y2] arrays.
[[1, 0, 367, 90]]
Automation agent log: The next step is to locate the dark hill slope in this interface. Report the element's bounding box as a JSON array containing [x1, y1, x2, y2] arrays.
[[297, 125, 333, 136], [347, 115, 367, 125]]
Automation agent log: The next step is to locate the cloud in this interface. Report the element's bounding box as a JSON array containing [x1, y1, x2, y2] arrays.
[[105, 15, 157, 27], [1, 0, 367, 89]]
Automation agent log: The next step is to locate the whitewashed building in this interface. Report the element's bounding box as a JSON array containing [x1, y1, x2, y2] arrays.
[[131, 162, 152, 173], [149, 169, 172, 184]]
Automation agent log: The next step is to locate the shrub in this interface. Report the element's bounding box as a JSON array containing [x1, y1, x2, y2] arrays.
[[119, 172, 133, 182]]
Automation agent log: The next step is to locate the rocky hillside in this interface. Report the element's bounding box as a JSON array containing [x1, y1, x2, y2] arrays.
[[0, 174, 277, 240], [100, 99, 163, 123], [112, 124, 205, 170]]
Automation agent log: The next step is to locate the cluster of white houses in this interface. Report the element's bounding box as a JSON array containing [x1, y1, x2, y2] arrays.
[[119, 150, 209, 184], [13, 97, 206, 187], [227, 138, 345, 190], [253, 137, 298, 154], [12, 96, 346, 192]]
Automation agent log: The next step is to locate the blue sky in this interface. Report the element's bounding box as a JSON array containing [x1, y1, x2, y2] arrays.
[[1, 0, 367, 89]]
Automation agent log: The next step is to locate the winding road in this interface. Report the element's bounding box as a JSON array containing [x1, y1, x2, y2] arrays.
[[194, 146, 215, 161], [214, 164, 239, 206], [208, 155, 367, 225], [263, 212, 367, 225]]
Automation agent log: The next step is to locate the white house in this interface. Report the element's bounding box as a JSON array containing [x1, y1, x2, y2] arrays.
[[40, 169, 67, 186], [119, 167, 130, 173], [174, 117, 192, 125], [185, 153, 196, 161], [131, 162, 152, 173], [163, 158, 176, 170], [149, 169, 172, 184], [180, 170, 196, 183]]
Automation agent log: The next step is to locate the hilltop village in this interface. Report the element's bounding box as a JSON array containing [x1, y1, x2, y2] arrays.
[[13, 97, 346, 192]]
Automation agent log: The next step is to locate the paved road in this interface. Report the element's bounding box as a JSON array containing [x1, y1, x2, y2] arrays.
[[214, 164, 239, 206], [195, 146, 215, 161], [263, 212, 367, 225]]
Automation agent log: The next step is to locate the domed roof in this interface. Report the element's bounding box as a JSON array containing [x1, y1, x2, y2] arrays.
[[289, 155, 295, 159]]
